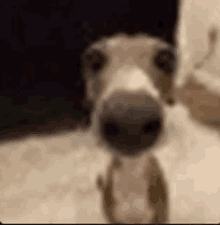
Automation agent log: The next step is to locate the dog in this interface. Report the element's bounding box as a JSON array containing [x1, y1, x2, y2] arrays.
[[81, 32, 220, 223], [81, 33, 177, 223]]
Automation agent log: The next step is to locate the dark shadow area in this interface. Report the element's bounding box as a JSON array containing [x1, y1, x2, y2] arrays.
[[0, 0, 179, 144]]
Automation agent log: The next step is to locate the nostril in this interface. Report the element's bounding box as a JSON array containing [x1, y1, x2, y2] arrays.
[[142, 120, 161, 134], [104, 122, 121, 137]]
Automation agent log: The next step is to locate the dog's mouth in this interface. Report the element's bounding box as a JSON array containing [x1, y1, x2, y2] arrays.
[[97, 116, 163, 156], [103, 119, 161, 137]]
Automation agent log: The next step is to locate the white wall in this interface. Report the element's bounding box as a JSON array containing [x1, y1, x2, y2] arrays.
[[176, 0, 220, 128], [176, 0, 220, 89]]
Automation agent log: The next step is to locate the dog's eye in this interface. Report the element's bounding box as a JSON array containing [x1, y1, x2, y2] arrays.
[[154, 49, 176, 75], [84, 49, 106, 72]]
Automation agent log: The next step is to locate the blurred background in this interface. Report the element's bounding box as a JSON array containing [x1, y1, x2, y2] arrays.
[[0, 0, 179, 143]]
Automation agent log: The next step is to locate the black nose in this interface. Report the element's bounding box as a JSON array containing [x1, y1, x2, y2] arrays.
[[99, 92, 163, 156]]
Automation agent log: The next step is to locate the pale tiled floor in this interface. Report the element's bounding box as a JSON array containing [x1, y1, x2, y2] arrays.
[[0, 130, 112, 223]]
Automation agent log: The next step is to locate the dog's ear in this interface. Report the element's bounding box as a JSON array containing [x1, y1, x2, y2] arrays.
[[96, 174, 104, 191], [148, 156, 168, 223], [82, 48, 107, 78], [78, 96, 94, 128], [153, 47, 178, 106]]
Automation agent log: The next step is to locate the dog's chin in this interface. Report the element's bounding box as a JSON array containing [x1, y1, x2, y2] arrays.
[[95, 144, 155, 158]]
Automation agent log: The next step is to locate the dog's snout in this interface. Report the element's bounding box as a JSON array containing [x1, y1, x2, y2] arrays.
[[99, 92, 163, 156]]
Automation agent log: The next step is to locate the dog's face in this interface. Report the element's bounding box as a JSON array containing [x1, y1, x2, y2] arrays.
[[81, 33, 178, 156]]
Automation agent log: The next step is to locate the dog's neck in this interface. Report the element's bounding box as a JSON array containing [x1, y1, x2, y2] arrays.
[[117, 152, 151, 178]]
